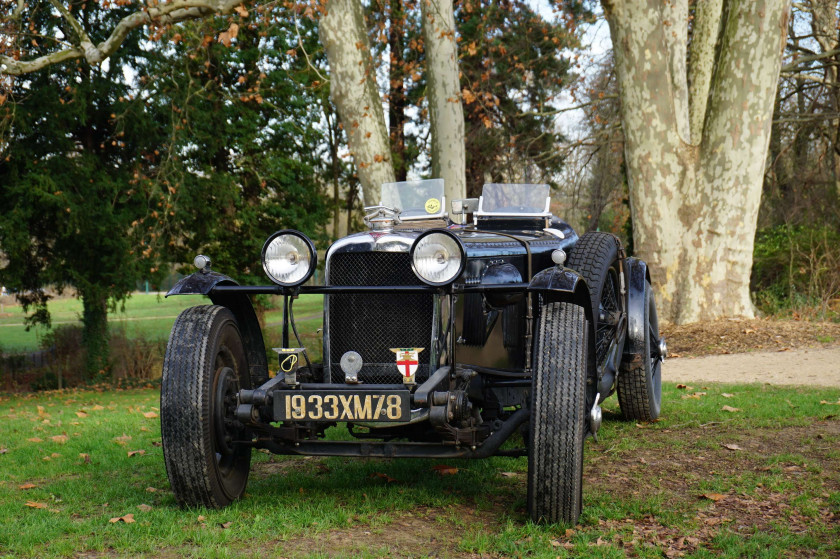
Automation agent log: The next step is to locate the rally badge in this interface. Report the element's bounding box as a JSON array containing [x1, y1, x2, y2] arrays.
[[390, 347, 425, 384]]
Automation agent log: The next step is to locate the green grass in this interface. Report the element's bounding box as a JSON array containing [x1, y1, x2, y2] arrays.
[[0, 293, 325, 355], [0, 382, 838, 557]]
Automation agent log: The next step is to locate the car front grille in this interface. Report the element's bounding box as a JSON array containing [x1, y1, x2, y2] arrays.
[[326, 251, 434, 384]]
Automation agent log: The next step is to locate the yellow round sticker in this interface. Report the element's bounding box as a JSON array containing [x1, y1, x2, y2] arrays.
[[425, 198, 441, 214]]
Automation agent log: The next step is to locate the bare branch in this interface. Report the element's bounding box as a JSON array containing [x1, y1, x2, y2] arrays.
[[515, 95, 617, 118], [781, 47, 840, 73], [0, 0, 245, 75]]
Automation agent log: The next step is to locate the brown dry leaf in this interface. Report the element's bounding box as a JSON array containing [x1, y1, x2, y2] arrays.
[[91, 405, 104, 411], [550, 539, 561, 547], [25, 501, 48, 509], [220, 521, 233, 529], [50, 435, 68, 444], [676, 384, 688, 390], [721, 393, 734, 398], [114, 434, 132, 446], [136, 504, 152, 512], [565, 528, 575, 537], [79, 453, 91, 463], [145, 487, 157, 493], [370, 472, 397, 483], [701, 493, 727, 502], [234, 5, 248, 17], [109, 513, 135, 524], [0, 447, 7, 454], [18, 483, 36, 490], [76, 411, 88, 418], [42, 456, 51, 461], [50, 452, 61, 458], [819, 399, 840, 405], [722, 443, 742, 451], [127, 450, 146, 458], [499, 472, 519, 477], [431, 464, 459, 476], [721, 405, 741, 412], [142, 411, 158, 419], [27, 437, 43, 443], [197, 515, 206, 522]]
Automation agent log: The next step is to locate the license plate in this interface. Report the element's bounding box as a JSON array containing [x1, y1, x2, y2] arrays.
[[274, 390, 410, 422]]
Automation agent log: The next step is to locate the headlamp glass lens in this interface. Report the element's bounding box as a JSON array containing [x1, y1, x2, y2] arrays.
[[412, 233, 463, 285], [264, 234, 312, 285]]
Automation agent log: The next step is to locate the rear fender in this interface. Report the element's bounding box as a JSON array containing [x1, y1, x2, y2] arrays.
[[623, 257, 651, 361], [167, 271, 269, 385]]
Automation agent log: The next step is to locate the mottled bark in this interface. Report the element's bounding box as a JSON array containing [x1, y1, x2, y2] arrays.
[[421, 0, 466, 204], [687, 0, 724, 143], [320, 0, 394, 206], [605, 0, 790, 324]]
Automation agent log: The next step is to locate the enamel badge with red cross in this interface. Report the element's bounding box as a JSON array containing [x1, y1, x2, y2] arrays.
[[390, 347, 424, 384]]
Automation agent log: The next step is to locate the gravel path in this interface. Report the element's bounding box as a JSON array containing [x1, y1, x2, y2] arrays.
[[665, 347, 840, 387]]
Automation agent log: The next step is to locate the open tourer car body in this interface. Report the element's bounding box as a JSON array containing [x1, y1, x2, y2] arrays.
[[161, 180, 666, 524]]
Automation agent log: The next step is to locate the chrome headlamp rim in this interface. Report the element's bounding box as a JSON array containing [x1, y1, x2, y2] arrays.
[[409, 229, 466, 287], [261, 229, 317, 287]]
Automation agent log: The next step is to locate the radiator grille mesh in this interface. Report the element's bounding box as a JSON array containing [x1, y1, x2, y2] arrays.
[[327, 251, 433, 384]]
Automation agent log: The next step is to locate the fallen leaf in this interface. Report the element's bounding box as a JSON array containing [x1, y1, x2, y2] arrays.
[[79, 453, 91, 463], [431, 464, 458, 476], [234, 5, 248, 17], [76, 411, 88, 418], [42, 456, 51, 461], [18, 483, 36, 490], [142, 411, 158, 419], [500, 472, 519, 477], [114, 434, 132, 446], [50, 452, 61, 458], [50, 435, 68, 444], [197, 515, 206, 522], [550, 539, 561, 547], [370, 472, 397, 483], [127, 450, 145, 457], [145, 487, 157, 493], [27, 438, 43, 443], [721, 393, 734, 398], [91, 405, 104, 411], [109, 513, 135, 524], [136, 504, 152, 512], [701, 493, 727, 502], [722, 444, 742, 451], [0, 447, 8, 454], [721, 405, 740, 413], [676, 384, 688, 390], [220, 521, 233, 529], [565, 528, 575, 537], [25, 501, 48, 509]]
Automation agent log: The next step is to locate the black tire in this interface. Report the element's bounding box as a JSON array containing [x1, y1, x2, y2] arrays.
[[566, 231, 623, 376], [617, 281, 662, 421], [528, 302, 588, 525], [161, 305, 252, 508]]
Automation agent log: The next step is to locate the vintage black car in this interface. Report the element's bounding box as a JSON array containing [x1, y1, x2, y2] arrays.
[[160, 180, 665, 525]]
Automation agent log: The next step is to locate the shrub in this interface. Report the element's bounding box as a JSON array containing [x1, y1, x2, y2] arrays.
[[752, 225, 840, 318]]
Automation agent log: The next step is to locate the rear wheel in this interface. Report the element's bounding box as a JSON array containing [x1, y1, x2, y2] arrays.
[[617, 281, 662, 421], [161, 305, 252, 508], [528, 302, 588, 524]]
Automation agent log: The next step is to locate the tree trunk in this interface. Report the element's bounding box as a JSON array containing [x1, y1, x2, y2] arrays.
[[604, 0, 790, 324], [319, 0, 395, 206], [421, 0, 466, 205], [81, 288, 109, 378], [389, 0, 408, 182]]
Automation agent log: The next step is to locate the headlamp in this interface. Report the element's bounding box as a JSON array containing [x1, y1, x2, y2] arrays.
[[410, 230, 465, 286], [261, 230, 317, 287]]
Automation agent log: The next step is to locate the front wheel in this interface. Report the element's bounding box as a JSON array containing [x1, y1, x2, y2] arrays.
[[528, 302, 588, 524], [161, 305, 252, 508]]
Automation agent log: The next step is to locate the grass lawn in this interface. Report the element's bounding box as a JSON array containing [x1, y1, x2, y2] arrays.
[[1, 382, 838, 557], [0, 293, 325, 355]]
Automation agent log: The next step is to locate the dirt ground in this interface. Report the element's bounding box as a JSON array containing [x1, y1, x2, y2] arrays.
[[662, 318, 840, 387]]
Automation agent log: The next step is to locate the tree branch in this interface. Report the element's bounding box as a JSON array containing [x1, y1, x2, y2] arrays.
[[0, 0, 245, 75], [687, 0, 724, 145], [781, 47, 840, 73]]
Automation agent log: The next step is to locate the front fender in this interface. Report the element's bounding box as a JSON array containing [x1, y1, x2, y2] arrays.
[[529, 266, 593, 326], [167, 271, 269, 386]]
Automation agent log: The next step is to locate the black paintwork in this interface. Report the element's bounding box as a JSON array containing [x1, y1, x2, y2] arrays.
[[623, 257, 651, 362]]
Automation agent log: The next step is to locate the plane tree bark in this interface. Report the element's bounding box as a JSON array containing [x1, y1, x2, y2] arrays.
[[604, 0, 791, 323]]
